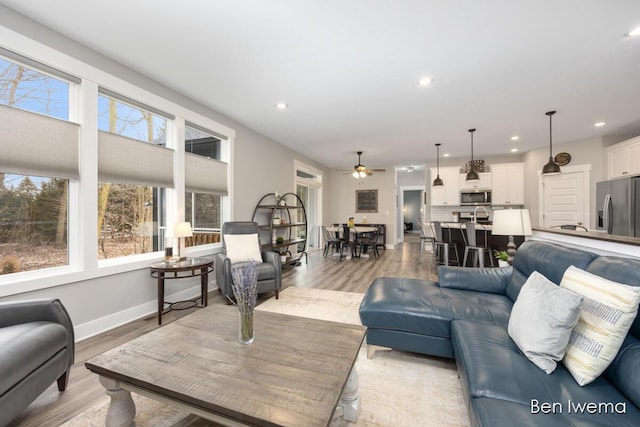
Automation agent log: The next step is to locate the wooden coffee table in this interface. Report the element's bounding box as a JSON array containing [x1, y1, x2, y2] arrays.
[[85, 304, 366, 426]]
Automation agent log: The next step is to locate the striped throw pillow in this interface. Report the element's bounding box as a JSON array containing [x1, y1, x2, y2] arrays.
[[560, 265, 640, 386]]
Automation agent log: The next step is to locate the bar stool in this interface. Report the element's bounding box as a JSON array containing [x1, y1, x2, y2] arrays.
[[462, 222, 494, 267], [416, 221, 435, 264], [431, 221, 460, 266]]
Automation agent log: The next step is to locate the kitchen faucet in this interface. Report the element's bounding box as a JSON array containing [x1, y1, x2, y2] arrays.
[[473, 206, 490, 223]]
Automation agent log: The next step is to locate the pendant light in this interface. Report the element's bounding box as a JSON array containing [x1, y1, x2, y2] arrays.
[[465, 128, 480, 182], [432, 143, 444, 186], [542, 110, 561, 174]]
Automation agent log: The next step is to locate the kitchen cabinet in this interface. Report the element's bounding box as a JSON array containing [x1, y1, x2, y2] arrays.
[[607, 136, 640, 179], [430, 166, 460, 206], [491, 163, 525, 206], [459, 172, 492, 190]]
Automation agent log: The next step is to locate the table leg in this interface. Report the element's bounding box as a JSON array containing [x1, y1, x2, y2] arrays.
[[338, 367, 360, 422], [157, 274, 164, 325], [99, 376, 136, 427], [201, 269, 208, 307]]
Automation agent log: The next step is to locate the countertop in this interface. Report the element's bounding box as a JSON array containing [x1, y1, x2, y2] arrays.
[[438, 222, 492, 230], [532, 227, 640, 247]]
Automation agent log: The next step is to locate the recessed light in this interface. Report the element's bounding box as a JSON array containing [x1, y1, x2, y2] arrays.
[[626, 26, 640, 37], [510, 148, 519, 153], [594, 121, 606, 127], [275, 103, 288, 110], [418, 77, 433, 86], [510, 136, 519, 141], [443, 153, 450, 157]]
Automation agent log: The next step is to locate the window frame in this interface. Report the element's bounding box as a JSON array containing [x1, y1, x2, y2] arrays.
[[0, 36, 235, 296]]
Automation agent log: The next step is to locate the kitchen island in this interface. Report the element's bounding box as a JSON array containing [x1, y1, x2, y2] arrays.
[[531, 227, 640, 259], [437, 222, 525, 266]]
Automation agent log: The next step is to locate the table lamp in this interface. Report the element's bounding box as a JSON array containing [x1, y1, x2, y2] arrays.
[[173, 221, 193, 261], [491, 209, 532, 265]]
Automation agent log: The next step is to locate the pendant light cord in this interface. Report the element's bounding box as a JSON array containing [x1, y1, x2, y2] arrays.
[[549, 113, 553, 157], [546, 111, 556, 157]]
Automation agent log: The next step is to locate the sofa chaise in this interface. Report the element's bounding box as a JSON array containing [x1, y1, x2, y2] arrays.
[[359, 240, 640, 426], [0, 298, 74, 426]]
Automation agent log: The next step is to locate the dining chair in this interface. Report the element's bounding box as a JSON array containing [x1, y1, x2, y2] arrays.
[[321, 225, 341, 257], [355, 226, 380, 259], [462, 222, 494, 268], [431, 221, 460, 266], [339, 224, 358, 261], [415, 221, 435, 264]]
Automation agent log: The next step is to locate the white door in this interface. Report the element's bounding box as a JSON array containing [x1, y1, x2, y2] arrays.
[[542, 170, 586, 228]]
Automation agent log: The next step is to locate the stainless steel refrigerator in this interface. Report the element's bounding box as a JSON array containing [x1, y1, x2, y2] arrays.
[[596, 176, 640, 237]]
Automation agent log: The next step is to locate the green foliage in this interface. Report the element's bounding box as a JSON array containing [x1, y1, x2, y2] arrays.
[[0, 176, 67, 245], [494, 250, 509, 261]]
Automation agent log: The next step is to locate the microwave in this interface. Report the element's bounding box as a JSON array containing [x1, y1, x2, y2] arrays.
[[460, 190, 492, 206]]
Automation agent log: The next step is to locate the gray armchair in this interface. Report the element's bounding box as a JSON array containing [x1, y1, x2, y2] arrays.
[[0, 298, 74, 426], [215, 221, 281, 302]]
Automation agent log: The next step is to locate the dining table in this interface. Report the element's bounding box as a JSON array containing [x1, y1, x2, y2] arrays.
[[326, 225, 378, 258]]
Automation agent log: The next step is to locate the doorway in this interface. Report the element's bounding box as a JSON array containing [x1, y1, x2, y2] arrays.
[[295, 161, 323, 251], [539, 165, 591, 229], [398, 185, 426, 243]]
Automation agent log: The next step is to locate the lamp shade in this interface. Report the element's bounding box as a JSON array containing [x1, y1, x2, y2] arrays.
[[173, 222, 193, 238], [491, 209, 532, 236]]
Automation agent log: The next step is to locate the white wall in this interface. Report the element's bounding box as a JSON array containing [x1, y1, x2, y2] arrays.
[[326, 168, 397, 247], [0, 8, 327, 340], [521, 135, 636, 227]]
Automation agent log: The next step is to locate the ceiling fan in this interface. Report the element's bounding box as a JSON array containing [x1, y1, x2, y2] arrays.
[[338, 151, 386, 178]]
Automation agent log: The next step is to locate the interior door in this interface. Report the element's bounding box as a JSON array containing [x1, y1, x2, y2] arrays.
[[542, 171, 586, 228]]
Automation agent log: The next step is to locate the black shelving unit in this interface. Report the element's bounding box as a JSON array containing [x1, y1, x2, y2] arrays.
[[252, 192, 308, 267]]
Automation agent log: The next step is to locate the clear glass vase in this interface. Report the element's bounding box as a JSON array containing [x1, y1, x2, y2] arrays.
[[239, 310, 255, 344]]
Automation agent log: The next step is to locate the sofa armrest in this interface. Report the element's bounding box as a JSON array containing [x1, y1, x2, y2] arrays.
[[0, 298, 75, 366], [262, 250, 282, 289], [215, 252, 232, 298], [438, 266, 512, 295]]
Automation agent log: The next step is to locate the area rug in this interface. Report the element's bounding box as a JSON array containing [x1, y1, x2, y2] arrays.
[[62, 287, 469, 427]]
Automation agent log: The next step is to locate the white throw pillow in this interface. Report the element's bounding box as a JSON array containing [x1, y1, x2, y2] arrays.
[[224, 233, 262, 264], [560, 265, 640, 386], [508, 271, 584, 374]]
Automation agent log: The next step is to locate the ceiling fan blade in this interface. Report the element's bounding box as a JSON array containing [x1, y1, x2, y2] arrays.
[[369, 168, 386, 172]]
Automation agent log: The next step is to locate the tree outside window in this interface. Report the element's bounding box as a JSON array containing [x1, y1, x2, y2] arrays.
[[97, 95, 167, 259], [0, 57, 70, 275]]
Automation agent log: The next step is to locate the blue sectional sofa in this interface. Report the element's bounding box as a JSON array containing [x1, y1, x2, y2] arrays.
[[359, 240, 640, 426]]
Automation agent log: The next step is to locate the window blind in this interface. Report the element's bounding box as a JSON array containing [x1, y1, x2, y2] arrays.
[[98, 130, 174, 187], [0, 104, 80, 179], [185, 152, 228, 195]]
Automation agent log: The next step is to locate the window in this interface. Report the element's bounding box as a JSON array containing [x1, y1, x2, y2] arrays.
[[0, 174, 69, 274], [183, 124, 227, 247], [0, 56, 70, 120], [97, 93, 171, 258], [0, 54, 75, 275]]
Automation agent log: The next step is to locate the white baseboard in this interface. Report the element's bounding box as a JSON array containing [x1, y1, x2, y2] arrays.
[[74, 284, 214, 342]]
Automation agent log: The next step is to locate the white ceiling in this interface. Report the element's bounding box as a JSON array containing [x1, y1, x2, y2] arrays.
[[2, 0, 640, 170]]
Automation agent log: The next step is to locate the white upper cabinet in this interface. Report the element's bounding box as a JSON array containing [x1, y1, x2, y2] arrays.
[[459, 172, 492, 190], [607, 136, 640, 179], [430, 166, 461, 206], [491, 163, 525, 206]]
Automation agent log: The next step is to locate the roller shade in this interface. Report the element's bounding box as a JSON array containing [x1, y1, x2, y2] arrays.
[[98, 130, 174, 187], [0, 104, 80, 179], [185, 152, 228, 195]]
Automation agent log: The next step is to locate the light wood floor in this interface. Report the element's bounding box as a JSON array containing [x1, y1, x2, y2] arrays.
[[11, 234, 437, 426]]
